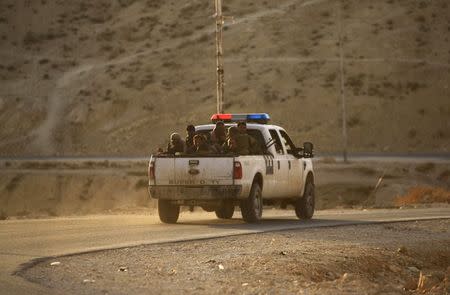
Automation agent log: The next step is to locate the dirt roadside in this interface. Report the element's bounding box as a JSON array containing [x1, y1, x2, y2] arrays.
[[20, 219, 450, 295]]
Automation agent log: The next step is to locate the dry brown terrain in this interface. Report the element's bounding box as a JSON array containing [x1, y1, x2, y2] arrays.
[[20, 219, 450, 294], [0, 0, 449, 156], [1, 159, 448, 219]]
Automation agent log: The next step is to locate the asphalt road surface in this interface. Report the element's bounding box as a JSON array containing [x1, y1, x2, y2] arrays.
[[1, 207, 449, 294]]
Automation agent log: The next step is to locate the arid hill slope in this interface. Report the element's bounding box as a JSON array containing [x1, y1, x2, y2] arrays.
[[0, 0, 449, 156]]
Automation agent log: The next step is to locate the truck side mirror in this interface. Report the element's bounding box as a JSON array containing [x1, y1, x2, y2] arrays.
[[303, 142, 314, 158]]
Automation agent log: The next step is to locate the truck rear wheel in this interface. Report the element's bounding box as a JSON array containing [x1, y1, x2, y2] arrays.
[[215, 202, 235, 219], [240, 182, 263, 223], [158, 199, 180, 224], [295, 181, 315, 220]]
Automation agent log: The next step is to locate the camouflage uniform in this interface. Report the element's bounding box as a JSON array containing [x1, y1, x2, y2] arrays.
[[210, 122, 226, 153], [194, 134, 214, 155], [234, 133, 251, 155], [248, 135, 261, 154], [211, 122, 227, 145], [237, 122, 260, 154], [185, 125, 196, 154], [225, 126, 250, 155]]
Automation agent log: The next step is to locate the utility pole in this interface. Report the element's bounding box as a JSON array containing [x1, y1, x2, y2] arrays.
[[215, 0, 225, 114], [338, 2, 348, 163]]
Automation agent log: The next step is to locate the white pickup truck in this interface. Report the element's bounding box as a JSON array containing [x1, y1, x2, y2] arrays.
[[148, 113, 315, 223]]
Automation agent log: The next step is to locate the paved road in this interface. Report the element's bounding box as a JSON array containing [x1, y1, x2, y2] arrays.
[[1, 208, 449, 294]]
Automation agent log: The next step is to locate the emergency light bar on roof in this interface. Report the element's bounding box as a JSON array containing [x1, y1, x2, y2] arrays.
[[211, 113, 270, 124]]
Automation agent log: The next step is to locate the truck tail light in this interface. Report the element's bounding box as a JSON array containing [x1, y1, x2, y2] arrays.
[[233, 161, 242, 179], [149, 161, 155, 180]]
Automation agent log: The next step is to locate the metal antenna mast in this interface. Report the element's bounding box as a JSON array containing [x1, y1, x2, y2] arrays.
[[215, 0, 225, 114]]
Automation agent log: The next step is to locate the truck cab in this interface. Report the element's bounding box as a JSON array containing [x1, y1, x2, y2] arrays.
[[148, 113, 315, 223]]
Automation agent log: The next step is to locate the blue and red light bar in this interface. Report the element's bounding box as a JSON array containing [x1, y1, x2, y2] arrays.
[[211, 113, 270, 124]]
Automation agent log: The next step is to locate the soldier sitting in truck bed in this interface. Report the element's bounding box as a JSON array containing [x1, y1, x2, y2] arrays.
[[224, 126, 251, 155], [193, 134, 216, 155], [185, 124, 196, 154], [210, 121, 227, 152], [167, 133, 185, 154], [237, 121, 261, 154]]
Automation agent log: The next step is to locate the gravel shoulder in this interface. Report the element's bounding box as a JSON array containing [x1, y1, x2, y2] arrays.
[[20, 219, 450, 295]]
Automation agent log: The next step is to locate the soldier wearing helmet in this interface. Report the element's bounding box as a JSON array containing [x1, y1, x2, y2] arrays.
[[167, 133, 185, 154], [193, 134, 215, 154], [211, 121, 227, 145], [210, 121, 227, 153], [225, 126, 250, 155], [185, 124, 196, 154], [237, 121, 260, 154]]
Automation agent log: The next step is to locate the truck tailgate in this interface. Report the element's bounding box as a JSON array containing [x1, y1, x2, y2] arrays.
[[154, 157, 234, 186]]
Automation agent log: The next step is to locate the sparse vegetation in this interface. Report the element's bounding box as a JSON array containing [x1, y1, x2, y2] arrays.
[[201, 95, 213, 102], [45, 208, 59, 217], [23, 30, 66, 46], [408, 129, 417, 138], [353, 166, 377, 176], [433, 130, 445, 139], [135, 179, 148, 190], [96, 29, 115, 42], [406, 82, 426, 92], [347, 115, 361, 128], [386, 19, 394, 30], [16, 210, 30, 217], [323, 72, 337, 88], [415, 162, 435, 173], [197, 33, 209, 43], [437, 170, 450, 182], [263, 89, 279, 103], [415, 15, 426, 23], [118, 0, 137, 8], [120, 74, 154, 91], [23, 32, 40, 46], [317, 184, 374, 209], [5, 175, 23, 192], [179, 1, 209, 20], [395, 187, 450, 206], [346, 74, 365, 95], [79, 178, 93, 201], [319, 157, 337, 164], [0, 211, 7, 220], [128, 171, 148, 177], [222, 101, 235, 109]]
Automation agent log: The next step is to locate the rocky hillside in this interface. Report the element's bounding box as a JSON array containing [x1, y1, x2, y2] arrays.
[[0, 0, 449, 156]]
